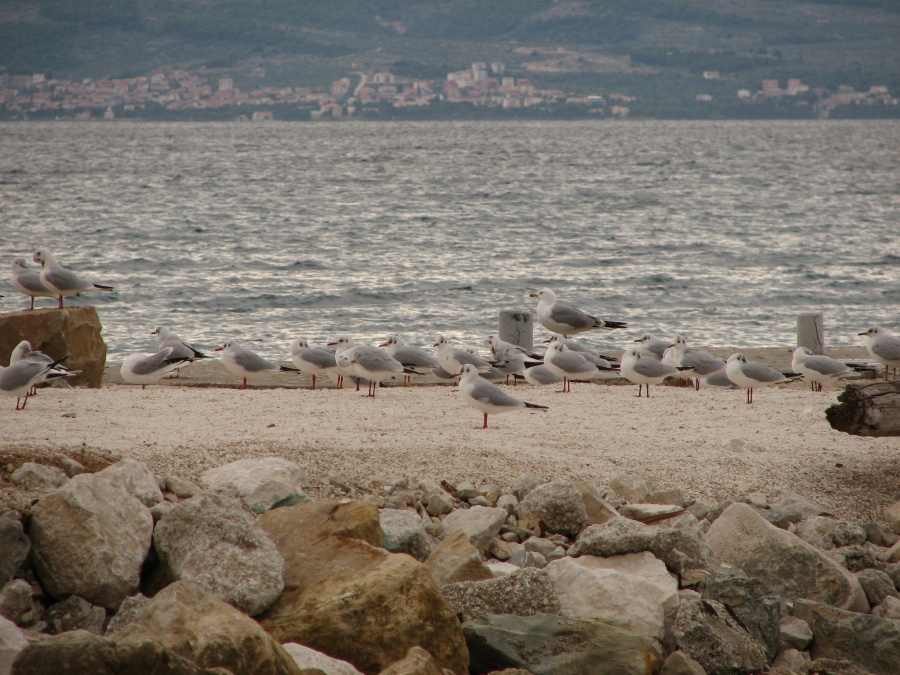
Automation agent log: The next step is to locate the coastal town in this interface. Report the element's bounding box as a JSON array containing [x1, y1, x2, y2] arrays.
[[0, 60, 895, 121]]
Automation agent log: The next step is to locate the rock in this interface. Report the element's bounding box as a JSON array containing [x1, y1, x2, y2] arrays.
[[886, 563, 900, 590], [0, 517, 30, 588], [795, 516, 838, 550], [441, 507, 507, 551], [673, 598, 768, 675], [793, 598, 900, 675], [104, 594, 149, 635], [440, 568, 560, 622], [574, 482, 618, 526], [0, 580, 33, 626], [872, 596, 900, 620], [453, 481, 479, 500], [200, 458, 309, 512], [113, 580, 300, 674], [510, 473, 546, 501], [149, 502, 176, 522], [0, 615, 28, 674], [701, 571, 781, 662], [27, 473, 153, 610], [517, 480, 588, 537], [378, 646, 448, 675], [462, 612, 662, 675], [618, 504, 685, 522], [380, 509, 437, 561], [9, 463, 68, 492], [649, 487, 688, 507], [832, 521, 867, 548], [495, 494, 518, 516], [807, 657, 872, 675], [424, 492, 454, 517], [164, 475, 203, 500], [772, 648, 810, 674], [488, 539, 522, 562], [281, 643, 363, 675], [51, 455, 85, 478], [9, 629, 226, 675], [887, 541, 900, 564], [43, 595, 106, 636], [746, 492, 768, 509], [856, 569, 899, 606], [485, 562, 520, 577], [424, 530, 492, 587], [769, 490, 832, 523], [608, 473, 652, 503], [705, 503, 869, 613], [96, 459, 163, 508], [258, 501, 468, 675], [884, 500, 900, 535], [0, 306, 107, 388], [688, 501, 712, 521], [152, 490, 284, 617], [827, 544, 879, 572], [862, 521, 899, 548], [661, 650, 708, 675], [545, 552, 679, 642], [780, 616, 813, 651]]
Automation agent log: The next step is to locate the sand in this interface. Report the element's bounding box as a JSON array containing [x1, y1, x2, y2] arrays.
[[3, 350, 898, 524]]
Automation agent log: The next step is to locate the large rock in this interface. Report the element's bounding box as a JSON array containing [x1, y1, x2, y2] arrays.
[[517, 480, 588, 537], [259, 501, 468, 674], [701, 571, 781, 662], [200, 458, 309, 512], [378, 646, 448, 675], [440, 507, 507, 551], [574, 481, 618, 526], [705, 503, 869, 612], [608, 474, 652, 503], [769, 490, 832, 523], [856, 569, 899, 607], [0, 307, 107, 388], [673, 598, 768, 675], [545, 552, 679, 642], [380, 509, 437, 561], [27, 473, 153, 610], [0, 516, 30, 588], [425, 530, 493, 587], [0, 616, 27, 675], [440, 568, 560, 622], [153, 490, 284, 616], [114, 581, 300, 674], [281, 643, 363, 675], [96, 460, 163, 508], [9, 463, 68, 492], [43, 595, 106, 635], [462, 612, 662, 675], [793, 599, 900, 675]]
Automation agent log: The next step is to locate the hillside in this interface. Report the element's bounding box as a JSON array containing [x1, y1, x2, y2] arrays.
[[1, 0, 898, 119]]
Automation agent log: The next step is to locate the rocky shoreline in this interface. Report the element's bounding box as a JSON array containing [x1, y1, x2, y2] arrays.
[[2, 456, 900, 674]]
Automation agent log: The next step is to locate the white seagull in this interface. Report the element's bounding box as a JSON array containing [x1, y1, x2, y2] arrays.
[[664, 335, 726, 390], [725, 353, 801, 404], [434, 336, 493, 376], [457, 363, 548, 429], [485, 335, 542, 385], [151, 326, 210, 377], [32, 248, 114, 309], [1, 357, 73, 410], [791, 347, 863, 392], [858, 326, 900, 380], [290, 339, 339, 390], [10, 258, 54, 310], [379, 335, 439, 386], [328, 335, 364, 390], [120, 347, 192, 389], [620, 347, 683, 398], [634, 333, 670, 361], [530, 288, 626, 337], [350, 345, 420, 398], [9, 340, 76, 395], [523, 365, 564, 386], [544, 339, 610, 393], [214, 340, 300, 389]]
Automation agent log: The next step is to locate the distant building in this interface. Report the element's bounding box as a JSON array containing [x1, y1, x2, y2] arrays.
[[702, 71, 720, 80], [218, 78, 233, 91], [696, 94, 713, 101]]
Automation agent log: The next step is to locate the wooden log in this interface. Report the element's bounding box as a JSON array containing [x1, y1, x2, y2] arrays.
[[825, 381, 900, 437]]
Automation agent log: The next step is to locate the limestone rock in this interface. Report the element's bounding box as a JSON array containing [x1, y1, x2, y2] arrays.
[[673, 598, 768, 675], [153, 490, 284, 616], [462, 612, 662, 675], [377, 646, 448, 675], [772, 648, 811, 674], [28, 473, 153, 610], [517, 480, 588, 537], [0, 307, 107, 388], [44, 595, 106, 636], [832, 521, 866, 548], [200, 458, 309, 512], [424, 530, 492, 587], [769, 490, 832, 523], [856, 569, 899, 607], [545, 552, 679, 642], [780, 616, 813, 651], [259, 501, 468, 674], [380, 509, 437, 561], [0, 517, 30, 588], [608, 474, 652, 503], [440, 568, 560, 622], [9, 463, 67, 492], [827, 544, 879, 572], [705, 503, 869, 612], [96, 459, 163, 508], [0, 615, 28, 675], [165, 476, 203, 500], [104, 594, 149, 635], [0, 580, 33, 627], [884, 500, 900, 535], [281, 643, 363, 675], [661, 650, 708, 675], [863, 521, 899, 548], [618, 503, 685, 522], [872, 596, 900, 620], [574, 482, 617, 526], [424, 492, 454, 517], [701, 571, 781, 662], [510, 473, 547, 501], [793, 598, 900, 675], [495, 494, 518, 516], [441, 507, 507, 551], [795, 516, 838, 550]]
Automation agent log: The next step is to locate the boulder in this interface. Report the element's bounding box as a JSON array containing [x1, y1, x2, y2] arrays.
[[377, 646, 448, 675], [0, 580, 34, 626], [701, 571, 781, 661], [9, 463, 67, 492], [856, 569, 899, 607], [660, 650, 707, 675], [96, 460, 163, 508], [462, 612, 662, 675], [441, 507, 507, 551], [258, 501, 468, 675], [795, 516, 838, 550], [862, 521, 899, 548], [43, 595, 106, 635], [0, 306, 107, 388], [424, 530, 493, 587], [884, 500, 900, 535], [200, 458, 310, 512], [793, 599, 900, 675], [424, 492, 454, 517], [510, 473, 547, 501], [673, 598, 768, 675], [0, 517, 30, 588], [113, 581, 300, 674], [152, 490, 284, 616], [281, 643, 363, 675], [574, 482, 618, 526], [380, 509, 437, 561], [27, 473, 153, 610], [0, 615, 27, 675], [165, 476, 203, 500], [769, 490, 832, 523], [608, 474, 652, 503], [495, 494, 518, 516], [517, 480, 587, 537], [105, 594, 149, 635], [705, 503, 869, 612], [440, 568, 560, 622], [780, 616, 813, 651], [872, 596, 900, 620], [545, 552, 679, 642], [771, 648, 811, 674]]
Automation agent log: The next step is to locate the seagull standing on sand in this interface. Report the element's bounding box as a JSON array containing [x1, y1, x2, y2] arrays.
[[379, 336, 439, 386], [634, 333, 670, 361], [725, 353, 801, 404], [791, 347, 863, 392], [328, 335, 363, 390], [457, 363, 548, 429], [32, 248, 114, 309], [1, 357, 73, 410], [214, 340, 300, 389], [859, 326, 900, 380], [523, 365, 564, 386], [10, 258, 54, 310], [620, 348, 682, 398], [350, 345, 420, 397], [544, 339, 607, 393], [664, 335, 726, 390], [530, 288, 626, 337], [9, 340, 74, 395], [120, 348, 192, 389], [290, 339, 339, 390], [151, 326, 209, 377], [485, 335, 542, 385], [434, 336, 493, 376]]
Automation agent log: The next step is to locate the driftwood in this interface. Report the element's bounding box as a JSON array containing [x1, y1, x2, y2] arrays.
[[825, 381, 900, 437]]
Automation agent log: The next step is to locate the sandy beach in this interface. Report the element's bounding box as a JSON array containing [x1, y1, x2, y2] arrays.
[[3, 345, 897, 524]]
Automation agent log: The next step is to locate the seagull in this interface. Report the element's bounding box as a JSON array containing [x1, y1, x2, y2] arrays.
[[32, 248, 114, 309], [523, 365, 564, 386], [10, 258, 54, 310], [859, 326, 900, 380], [151, 326, 210, 377], [664, 335, 726, 390], [542, 336, 618, 369], [120, 348, 192, 389], [698, 371, 739, 390], [290, 339, 339, 390], [9, 340, 75, 395], [434, 336, 493, 376], [620, 348, 683, 398], [725, 353, 801, 404], [457, 363, 548, 429], [485, 335, 542, 385], [214, 340, 300, 389], [350, 345, 420, 397], [328, 335, 365, 390], [1, 357, 73, 410], [544, 339, 610, 393], [634, 333, 670, 361], [530, 288, 626, 337], [379, 336, 439, 386], [791, 347, 864, 392]]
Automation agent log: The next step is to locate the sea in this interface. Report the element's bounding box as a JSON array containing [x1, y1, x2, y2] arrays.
[[1, 120, 898, 360]]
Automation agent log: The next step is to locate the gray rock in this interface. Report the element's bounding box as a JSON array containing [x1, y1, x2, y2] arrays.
[[9, 463, 67, 491], [688, 501, 712, 521], [281, 642, 363, 675], [453, 481, 479, 500], [855, 569, 899, 606], [51, 455, 85, 478], [608, 473, 652, 503], [0, 516, 30, 588], [701, 571, 781, 662], [424, 530, 493, 587], [152, 490, 284, 616], [673, 598, 768, 675], [242, 479, 309, 513], [872, 596, 900, 620], [884, 563, 900, 591], [96, 459, 163, 508], [104, 593, 149, 635], [523, 537, 558, 558], [469, 496, 492, 507], [863, 521, 900, 548], [661, 650, 708, 675], [793, 598, 900, 675], [28, 473, 153, 610], [164, 475, 202, 499], [441, 568, 561, 622], [884, 500, 900, 535], [517, 480, 588, 537], [619, 503, 685, 521], [0, 615, 28, 675], [795, 516, 838, 550], [510, 473, 547, 501], [769, 490, 832, 523], [425, 491, 454, 517], [832, 521, 867, 548], [0, 580, 33, 626], [754, 508, 792, 530], [43, 595, 106, 636], [495, 494, 518, 516], [379, 508, 437, 561], [826, 544, 879, 573], [462, 612, 663, 675], [575, 481, 619, 526], [201, 457, 310, 496], [649, 487, 688, 507], [149, 501, 176, 523], [441, 506, 507, 551], [772, 648, 811, 674], [780, 616, 813, 651]]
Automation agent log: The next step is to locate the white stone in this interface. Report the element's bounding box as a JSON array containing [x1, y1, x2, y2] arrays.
[[97, 459, 164, 507], [872, 595, 900, 620], [201, 457, 309, 496], [0, 615, 28, 675], [282, 642, 364, 675], [441, 506, 507, 551], [486, 562, 520, 577]]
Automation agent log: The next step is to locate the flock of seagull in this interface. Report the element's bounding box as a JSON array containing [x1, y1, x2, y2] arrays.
[[4, 250, 900, 426]]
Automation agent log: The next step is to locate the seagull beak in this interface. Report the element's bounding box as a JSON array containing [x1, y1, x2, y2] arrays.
[[633, 339, 642, 343], [214, 346, 224, 352], [857, 331, 867, 336], [378, 342, 388, 347], [529, 292, 538, 298]]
